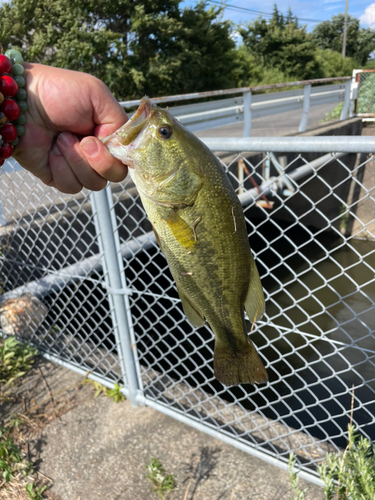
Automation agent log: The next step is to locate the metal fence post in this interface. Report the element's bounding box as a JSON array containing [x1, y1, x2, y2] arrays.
[[242, 90, 252, 137], [340, 80, 351, 120], [91, 187, 141, 406], [299, 84, 311, 132]]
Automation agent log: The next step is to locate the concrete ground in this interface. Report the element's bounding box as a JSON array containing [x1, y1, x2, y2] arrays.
[[1, 359, 325, 500]]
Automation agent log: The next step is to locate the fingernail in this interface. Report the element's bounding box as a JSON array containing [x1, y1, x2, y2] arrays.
[[52, 143, 62, 156], [58, 132, 76, 147], [81, 138, 99, 157]]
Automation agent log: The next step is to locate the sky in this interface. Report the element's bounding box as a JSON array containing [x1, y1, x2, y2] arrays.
[[182, 0, 375, 32]]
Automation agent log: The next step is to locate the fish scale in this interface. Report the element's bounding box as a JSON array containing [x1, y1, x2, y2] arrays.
[[103, 97, 268, 386]]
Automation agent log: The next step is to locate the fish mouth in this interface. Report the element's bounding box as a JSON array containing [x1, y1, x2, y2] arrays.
[[102, 96, 153, 167]]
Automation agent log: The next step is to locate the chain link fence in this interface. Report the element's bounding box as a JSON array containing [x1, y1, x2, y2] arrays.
[[353, 69, 375, 116], [0, 137, 374, 484]]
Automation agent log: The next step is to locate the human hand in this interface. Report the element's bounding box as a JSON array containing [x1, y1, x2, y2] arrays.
[[13, 63, 128, 193]]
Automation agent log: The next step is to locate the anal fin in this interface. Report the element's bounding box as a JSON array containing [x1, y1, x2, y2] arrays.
[[244, 255, 265, 325]]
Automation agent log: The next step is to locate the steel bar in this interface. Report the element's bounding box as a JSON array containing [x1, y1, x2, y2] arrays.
[[202, 136, 375, 153], [242, 90, 252, 137], [340, 80, 351, 120], [119, 76, 350, 107], [91, 188, 140, 406], [299, 84, 311, 132]]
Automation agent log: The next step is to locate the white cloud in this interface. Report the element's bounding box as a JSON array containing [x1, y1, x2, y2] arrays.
[[360, 3, 375, 28]]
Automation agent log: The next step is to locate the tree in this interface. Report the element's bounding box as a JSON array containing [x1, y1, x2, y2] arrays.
[[239, 5, 321, 80], [0, 0, 236, 99], [312, 14, 375, 66]]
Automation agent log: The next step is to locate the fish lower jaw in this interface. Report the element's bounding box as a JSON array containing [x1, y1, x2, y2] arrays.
[[104, 137, 135, 168]]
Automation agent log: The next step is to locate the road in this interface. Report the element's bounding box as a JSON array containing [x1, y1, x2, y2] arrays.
[[196, 101, 338, 138]]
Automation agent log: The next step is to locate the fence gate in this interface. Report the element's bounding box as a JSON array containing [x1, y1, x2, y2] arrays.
[[0, 137, 374, 485]]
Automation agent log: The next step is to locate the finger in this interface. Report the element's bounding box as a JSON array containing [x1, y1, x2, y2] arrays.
[[80, 136, 128, 183], [56, 132, 108, 191], [49, 143, 83, 194], [89, 79, 128, 138]]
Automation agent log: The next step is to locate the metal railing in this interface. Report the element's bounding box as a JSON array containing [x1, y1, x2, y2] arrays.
[[120, 77, 352, 136], [0, 136, 374, 486]]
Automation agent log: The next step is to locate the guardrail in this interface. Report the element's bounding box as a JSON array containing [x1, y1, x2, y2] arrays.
[[120, 77, 352, 136]]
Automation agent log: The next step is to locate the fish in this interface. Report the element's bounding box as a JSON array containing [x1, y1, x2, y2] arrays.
[[103, 97, 268, 386]]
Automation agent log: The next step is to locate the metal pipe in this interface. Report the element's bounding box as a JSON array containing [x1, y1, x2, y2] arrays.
[[299, 84, 311, 132], [202, 136, 375, 153], [91, 188, 140, 406], [242, 90, 252, 137], [119, 76, 351, 108], [340, 80, 351, 120]]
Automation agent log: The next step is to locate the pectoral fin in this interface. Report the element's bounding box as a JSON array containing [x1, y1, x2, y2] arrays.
[[244, 255, 265, 324], [176, 284, 205, 328], [164, 210, 196, 249]]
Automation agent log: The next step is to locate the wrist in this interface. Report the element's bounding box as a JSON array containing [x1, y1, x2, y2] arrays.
[[0, 49, 28, 165]]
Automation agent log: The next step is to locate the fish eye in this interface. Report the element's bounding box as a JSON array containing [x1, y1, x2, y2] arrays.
[[158, 125, 172, 139]]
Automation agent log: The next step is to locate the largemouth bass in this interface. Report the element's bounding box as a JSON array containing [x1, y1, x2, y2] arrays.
[[103, 97, 268, 386]]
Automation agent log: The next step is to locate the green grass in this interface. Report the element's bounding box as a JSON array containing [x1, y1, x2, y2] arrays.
[[146, 457, 177, 499], [0, 337, 38, 389]]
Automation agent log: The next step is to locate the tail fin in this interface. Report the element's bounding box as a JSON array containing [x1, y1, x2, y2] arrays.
[[214, 341, 268, 386]]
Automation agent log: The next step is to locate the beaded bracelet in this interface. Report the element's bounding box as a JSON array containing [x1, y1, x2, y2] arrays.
[[0, 48, 27, 166]]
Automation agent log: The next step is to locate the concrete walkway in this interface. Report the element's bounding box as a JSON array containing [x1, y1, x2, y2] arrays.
[[8, 359, 325, 500]]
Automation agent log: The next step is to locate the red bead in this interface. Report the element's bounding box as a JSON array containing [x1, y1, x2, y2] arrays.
[[0, 123, 17, 142], [0, 76, 18, 97], [0, 55, 13, 75], [0, 143, 13, 159], [1, 99, 20, 121]]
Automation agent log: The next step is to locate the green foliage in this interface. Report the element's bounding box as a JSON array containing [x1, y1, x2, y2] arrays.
[[82, 378, 126, 403], [0, 0, 236, 100], [312, 14, 375, 66], [146, 457, 177, 499], [319, 424, 375, 500], [239, 6, 321, 81], [26, 482, 48, 500], [315, 49, 356, 78], [288, 453, 308, 500], [106, 383, 126, 403], [0, 425, 22, 483], [0, 337, 38, 388], [289, 424, 375, 500], [0, 423, 32, 483]]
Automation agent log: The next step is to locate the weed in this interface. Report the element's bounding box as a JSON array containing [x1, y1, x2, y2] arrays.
[[146, 457, 177, 499], [0, 423, 32, 483], [82, 378, 125, 403], [289, 424, 375, 499], [25, 482, 47, 500], [288, 453, 308, 500], [0, 337, 38, 388]]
